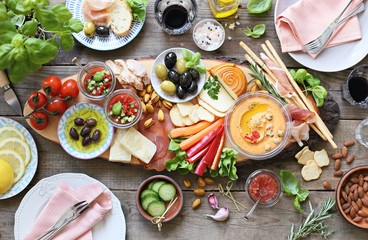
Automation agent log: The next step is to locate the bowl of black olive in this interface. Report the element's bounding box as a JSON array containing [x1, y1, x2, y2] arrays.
[[57, 102, 114, 160], [150, 47, 206, 103]]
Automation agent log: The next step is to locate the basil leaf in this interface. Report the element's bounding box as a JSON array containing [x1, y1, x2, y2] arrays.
[[194, 65, 206, 74], [0, 32, 16, 45], [182, 49, 192, 62], [67, 18, 83, 33], [289, 69, 296, 78], [253, 24, 266, 35], [186, 61, 195, 69], [51, 4, 72, 22], [8, 60, 29, 83], [10, 14, 25, 27], [0, 3, 8, 21], [247, 0, 272, 14], [60, 32, 74, 51], [35, 6, 61, 31], [0, 44, 15, 69], [243, 28, 253, 37], [305, 73, 320, 86], [280, 170, 300, 195], [297, 188, 309, 202], [20, 19, 38, 35], [192, 52, 201, 64], [294, 196, 304, 213], [293, 69, 307, 84], [24, 38, 58, 64]]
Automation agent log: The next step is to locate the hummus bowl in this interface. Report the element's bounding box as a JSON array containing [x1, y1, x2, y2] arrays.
[[225, 92, 291, 160]]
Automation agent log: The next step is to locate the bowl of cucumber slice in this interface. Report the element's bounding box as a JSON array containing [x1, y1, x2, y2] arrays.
[[136, 175, 183, 223]]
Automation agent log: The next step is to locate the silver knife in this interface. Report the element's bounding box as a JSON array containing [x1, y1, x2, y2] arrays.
[[0, 70, 23, 116]]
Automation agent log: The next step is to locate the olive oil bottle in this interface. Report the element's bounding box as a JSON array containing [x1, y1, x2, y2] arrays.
[[208, 0, 239, 18]]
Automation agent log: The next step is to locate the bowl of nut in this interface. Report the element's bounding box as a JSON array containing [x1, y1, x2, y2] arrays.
[[136, 175, 183, 223], [58, 102, 114, 160], [336, 165, 368, 228]]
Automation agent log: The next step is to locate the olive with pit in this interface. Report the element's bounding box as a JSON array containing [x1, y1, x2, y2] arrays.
[[85, 118, 97, 127], [176, 85, 187, 99], [164, 52, 177, 69], [69, 127, 79, 140], [168, 70, 180, 85], [74, 118, 85, 126], [95, 26, 109, 37], [154, 64, 168, 80], [92, 129, 101, 142], [82, 136, 92, 146], [175, 58, 187, 75], [189, 68, 200, 82], [80, 126, 92, 137], [160, 80, 176, 94], [84, 22, 96, 37], [187, 81, 198, 94], [179, 72, 192, 89]]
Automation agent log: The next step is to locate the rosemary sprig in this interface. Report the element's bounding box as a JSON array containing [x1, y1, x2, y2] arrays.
[[288, 198, 336, 240], [248, 63, 287, 104]]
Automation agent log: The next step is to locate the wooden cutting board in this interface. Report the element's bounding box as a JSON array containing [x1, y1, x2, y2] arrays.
[[23, 59, 256, 167]]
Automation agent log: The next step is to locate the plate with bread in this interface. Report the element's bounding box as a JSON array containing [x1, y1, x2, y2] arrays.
[[66, 0, 146, 51]]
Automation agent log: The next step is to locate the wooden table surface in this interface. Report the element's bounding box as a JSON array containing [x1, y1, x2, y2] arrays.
[[1, 1, 368, 239]]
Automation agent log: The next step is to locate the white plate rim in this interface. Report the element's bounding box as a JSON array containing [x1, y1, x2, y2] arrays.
[[65, 0, 145, 51], [274, 0, 368, 72], [150, 47, 206, 103], [57, 102, 114, 160], [0, 117, 38, 200], [14, 173, 126, 240]]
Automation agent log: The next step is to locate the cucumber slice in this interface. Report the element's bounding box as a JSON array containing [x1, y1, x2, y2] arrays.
[[147, 201, 166, 217], [151, 181, 167, 193], [147, 180, 158, 190], [140, 189, 158, 200], [141, 195, 159, 211], [158, 183, 177, 201]]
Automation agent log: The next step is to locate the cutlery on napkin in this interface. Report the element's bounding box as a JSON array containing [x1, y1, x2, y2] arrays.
[[23, 182, 112, 240], [275, 0, 364, 58]]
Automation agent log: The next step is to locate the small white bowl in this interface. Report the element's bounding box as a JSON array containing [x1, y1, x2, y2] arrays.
[[193, 19, 225, 51]]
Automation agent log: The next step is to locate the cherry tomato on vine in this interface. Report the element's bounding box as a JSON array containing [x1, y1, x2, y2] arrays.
[[60, 79, 79, 99], [42, 76, 62, 97], [45, 99, 67, 115], [29, 111, 49, 130], [27, 91, 47, 109]]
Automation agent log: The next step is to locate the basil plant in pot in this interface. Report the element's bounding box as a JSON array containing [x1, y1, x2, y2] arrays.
[[0, 0, 83, 83]]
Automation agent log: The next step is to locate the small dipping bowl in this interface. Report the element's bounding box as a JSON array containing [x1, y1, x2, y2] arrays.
[[342, 64, 368, 109], [336, 165, 368, 229], [193, 19, 225, 51], [245, 169, 283, 207], [225, 92, 292, 160], [104, 89, 142, 128], [77, 61, 116, 101], [136, 175, 183, 223]]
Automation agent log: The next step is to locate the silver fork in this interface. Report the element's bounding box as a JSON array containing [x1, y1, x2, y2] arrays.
[[304, 1, 365, 54]]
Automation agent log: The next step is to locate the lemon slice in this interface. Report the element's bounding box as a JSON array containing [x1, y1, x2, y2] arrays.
[[0, 138, 31, 166], [0, 159, 14, 194], [0, 150, 25, 183], [0, 126, 25, 143]]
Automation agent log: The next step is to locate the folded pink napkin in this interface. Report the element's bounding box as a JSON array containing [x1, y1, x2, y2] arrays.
[[23, 182, 112, 240], [275, 0, 363, 58]]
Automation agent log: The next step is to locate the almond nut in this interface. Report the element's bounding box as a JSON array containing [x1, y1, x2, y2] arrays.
[[344, 140, 355, 147], [353, 216, 362, 223], [144, 118, 154, 128], [323, 181, 332, 190], [334, 170, 343, 177], [331, 152, 343, 159], [197, 177, 206, 187], [157, 109, 165, 122], [334, 159, 341, 171], [204, 177, 215, 185], [362, 198, 368, 207], [183, 179, 191, 188], [358, 210, 368, 218], [146, 84, 152, 94], [146, 103, 154, 113], [192, 198, 201, 209], [346, 155, 355, 164], [193, 187, 205, 196], [341, 146, 348, 157]]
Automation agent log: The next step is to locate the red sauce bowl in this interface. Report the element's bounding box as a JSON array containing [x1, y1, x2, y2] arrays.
[[245, 169, 283, 207]]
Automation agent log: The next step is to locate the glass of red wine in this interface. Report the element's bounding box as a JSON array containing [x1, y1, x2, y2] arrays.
[[154, 0, 197, 35], [342, 64, 368, 109]]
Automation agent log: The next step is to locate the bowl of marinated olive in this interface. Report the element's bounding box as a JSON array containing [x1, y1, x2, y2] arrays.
[[150, 47, 206, 103], [57, 102, 114, 160]]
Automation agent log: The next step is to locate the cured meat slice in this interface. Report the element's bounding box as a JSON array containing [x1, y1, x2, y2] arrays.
[[287, 103, 316, 124], [84, 0, 114, 11], [82, 1, 111, 26], [114, 59, 144, 90], [290, 120, 310, 147], [126, 59, 148, 78]]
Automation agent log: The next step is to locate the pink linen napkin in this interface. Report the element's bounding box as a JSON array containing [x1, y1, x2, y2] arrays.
[[275, 0, 363, 58], [23, 182, 112, 240]]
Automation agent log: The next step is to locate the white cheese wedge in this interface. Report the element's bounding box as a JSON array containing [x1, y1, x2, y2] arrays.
[[120, 127, 156, 164], [109, 129, 131, 163], [199, 83, 234, 113]]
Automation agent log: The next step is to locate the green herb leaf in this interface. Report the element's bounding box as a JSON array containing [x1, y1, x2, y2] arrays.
[[244, 24, 266, 39], [0, 44, 15, 69], [51, 4, 72, 22], [204, 76, 221, 100], [182, 49, 192, 62], [297, 188, 309, 202], [194, 65, 206, 74], [60, 32, 74, 51], [126, 0, 148, 22], [247, 0, 272, 14], [293, 69, 307, 84], [20, 19, 38, 35], [35, 6, 61, 31], [294, 196, 304, 213], [24, 38, 58, 64], [280, 170, 300, 195], [168, 139, 181, 152], [305, 73, 320, 86], [67, 18, 84, 33], [0, 3, 8, 21]]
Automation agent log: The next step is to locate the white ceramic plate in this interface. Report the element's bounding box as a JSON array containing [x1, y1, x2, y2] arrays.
[[0, 117, 38, 200], [275, 0, 368, 72], [58, 103, 114, 160], [14, 173, 126, 240], [65, 0, 145, 51], [150, 48, 206, 103]]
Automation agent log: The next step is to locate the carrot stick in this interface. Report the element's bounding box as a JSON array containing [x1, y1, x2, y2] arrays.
[[211, 133, 225, 171], [179, 118, 224, 151], [169, 121, 212, 139]]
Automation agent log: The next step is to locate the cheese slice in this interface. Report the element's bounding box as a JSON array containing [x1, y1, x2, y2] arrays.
[[109, 129, 131, 163], [215, 74, 238, 100], [197, 98, 227, 117], [177, 102, 194, 117], [199, 83, 234, 113], [120, 127, 156, 164]]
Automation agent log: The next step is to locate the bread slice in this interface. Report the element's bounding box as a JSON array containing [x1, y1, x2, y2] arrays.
[[109, 0, 133, 37]]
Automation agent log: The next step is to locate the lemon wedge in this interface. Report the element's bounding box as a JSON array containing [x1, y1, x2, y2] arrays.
[[0, 126, 25, 143], [0, 150, 25, 183], [0, 138, 31, 166], [0, 159, 14, 194]]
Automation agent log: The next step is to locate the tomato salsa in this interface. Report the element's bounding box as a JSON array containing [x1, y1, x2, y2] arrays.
[[107, 93, 140, 125], [247, 171, 281, 204], [84, 67, 113, 96]]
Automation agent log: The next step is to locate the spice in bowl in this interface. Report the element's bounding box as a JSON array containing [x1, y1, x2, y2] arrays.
[[193, 19, 225, 51], [245, 169, 282, 207]]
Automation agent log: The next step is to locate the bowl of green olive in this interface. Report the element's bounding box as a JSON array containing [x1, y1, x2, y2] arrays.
[[150, 48, 206, 103]]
